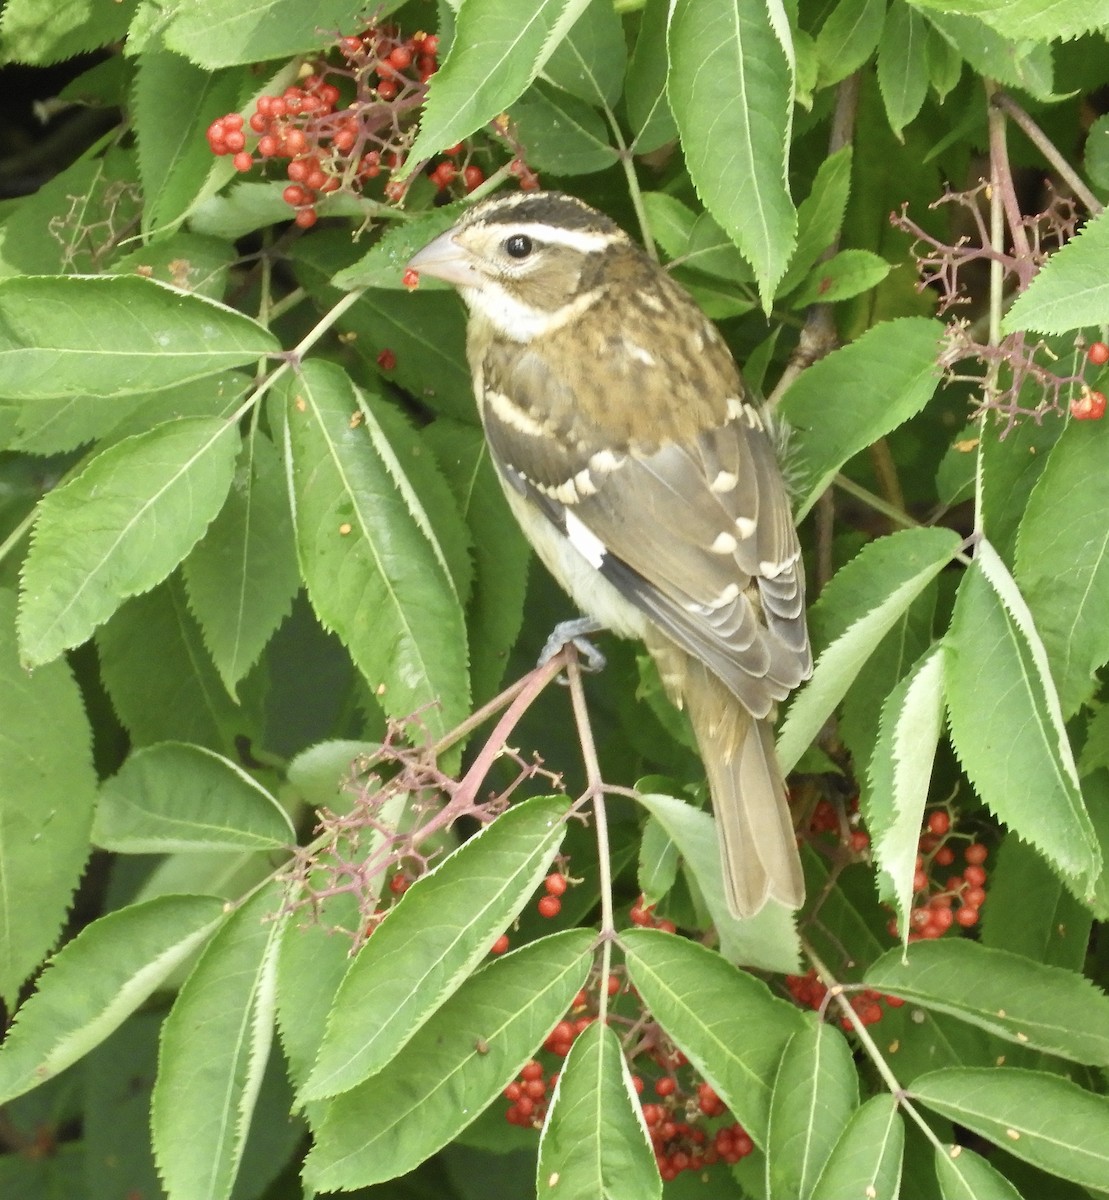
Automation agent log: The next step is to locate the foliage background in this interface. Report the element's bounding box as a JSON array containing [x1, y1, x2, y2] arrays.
[[0, 0, 1108, 1198]]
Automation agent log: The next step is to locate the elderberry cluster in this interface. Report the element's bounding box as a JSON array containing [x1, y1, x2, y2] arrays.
[[896, 809, 990, 940]]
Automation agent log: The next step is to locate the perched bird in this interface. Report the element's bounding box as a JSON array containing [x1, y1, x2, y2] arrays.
[[408, 191, 811, 917]]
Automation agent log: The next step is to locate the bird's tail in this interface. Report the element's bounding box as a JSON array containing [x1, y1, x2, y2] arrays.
[[650, 641, 804, 917]]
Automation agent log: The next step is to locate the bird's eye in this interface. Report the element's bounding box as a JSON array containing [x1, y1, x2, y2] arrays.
[[504, 234, 533, 259]]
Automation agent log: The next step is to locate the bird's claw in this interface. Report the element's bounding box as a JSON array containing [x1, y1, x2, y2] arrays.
[[539, 617, 606, 679]]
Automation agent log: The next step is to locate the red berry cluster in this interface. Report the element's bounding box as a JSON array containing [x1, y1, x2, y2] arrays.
[[892, 810, 989, 940], [785, 969, 905, 1032], [205, 25, 487, 227], [1071, 384, 1107, 421], [642, 1077, 754, 1180], [629, 894, 677, 934]]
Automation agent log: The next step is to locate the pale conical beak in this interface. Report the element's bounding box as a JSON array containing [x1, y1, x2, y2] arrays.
[[407, 229, 482, 288]]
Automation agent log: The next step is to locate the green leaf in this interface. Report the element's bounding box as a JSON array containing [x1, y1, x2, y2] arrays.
[[510, 82, 619, 175], [182, 432, 300, 698], [304, 930, 595, 1192], [303, 794, 570, 1101], [934, 1144, 1024, 1200], [776, 147, 854, 296], [1005, 209, 1109, 335], [910, 1068, 1109, 1190], [766, 1019, 858, 1200], [330, 209, 462, 291], [94, 742, 293, 853], [162, 0, 393, 67], [780, 317, 943, 519], [908, 0, 1109, 43], [0, 590, 97, 1004], [622, 929, 805, 1144], [0, 0, 131, 65], [667, 0, 797, 303], [1084, 113, 1109, 191], [0, 896, 225, 1106], [152, 881, 286, 1200], [809, 1095, 904, 1200], [626, 0, 678, 154], [778, 527, 961, 774], [19, 417, 240, 666], [981, 834, 1091, 973], [1015, 416, 1109, 716], [282, 360, 469, 739], [868, 646, 945, 931], [945, 543, 1100, 890], [877, 3, 930, 137], [423, 419, 531, 705], [403, 0, 593, 170], [134, 50, 242, 234], [786, 248, 891, 308], [921, 11, 1055, 100], [815, 0, 886, 88], [96, 581, 252, 755], [538, 1020, 660, 1200], [866, 940, 1109, 1067], [0, 275, 278, 399], [634, 792, 801, 973], [540, 0, 626, 108]]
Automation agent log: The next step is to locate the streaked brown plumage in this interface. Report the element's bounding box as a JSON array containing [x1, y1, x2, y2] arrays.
[[408, 191, 811, 917]]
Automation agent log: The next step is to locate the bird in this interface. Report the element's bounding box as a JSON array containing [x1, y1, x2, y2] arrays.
[[407, 190, 811, 918]]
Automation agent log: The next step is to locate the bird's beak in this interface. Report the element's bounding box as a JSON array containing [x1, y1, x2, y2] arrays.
[[407, 229, 481, 288]]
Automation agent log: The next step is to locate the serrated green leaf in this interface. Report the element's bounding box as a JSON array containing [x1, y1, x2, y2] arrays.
[[779, 317, 943, 519], [638, 815, 680, 902], [866, 940, 1109, 1067], [0, 590, 97, 1004], [908, 0, 1109, 43], [96, 581, 252, 755], [152, 881, 286, 1200], [331, 209, 462, 291], [981, 834, 1091, 972], [282, 360, 469, 739], [540, 0, 626, 108], [134, 50, 242, 234], [776, 147, 853, 297], [163, 0, 395, 68], [303, 794, 570, 1101], [94, 742, 293, 853], [766, 1019, 858, 1200], [634, 792, 800, 972], [935, 1143, 1024, 1200], [183, 432, 300, 698], [403, 0, 593, 170], [910, 1068, 1109, 1190], [1084, 113, 1109, 190], [626, 0, 678, 154], [0, 275, 278, 399], [19, 417, 240, 666], [0, 896, 225, 1106], [815, 0, 885, 89], [304, 930, 595, 1192], [424, 419, 531, 705], [0, 0, 131, 65], [877, 3, 930, 137], [921, 11, 1055, 101], [1015, 409, 1109, 716], [622, 929, 805, 1143], [778, 527, 961, 774], [511, 82, 619, 175], [787, 248, 891, 308], [868, 646, 945, 931], [1005, 209, 1109, 335], [945, 544, 1100, 890], [809, 1095, 904, 1200], [667, 0, 797, 303], [538, 1021, 660, 1200]]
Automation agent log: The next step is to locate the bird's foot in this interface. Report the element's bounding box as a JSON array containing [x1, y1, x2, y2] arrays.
[[539, 617, 606, 676]]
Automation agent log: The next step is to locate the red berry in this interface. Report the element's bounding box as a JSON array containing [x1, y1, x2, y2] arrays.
[[955, 905, 979, 927], [1090, 390, 1107, 419], [544, 872, 567, 897], [232, 151, 253, 172], [537, 894, 561, 919], [520, 1060, 543, 1082], [376, 348, 397, 371], [340, 35, 364, 56], [963, 864, 987, 888], [294, 207, 318, 229], [463, 164, 485, 193], [934, 845, 955, 867], [490, 933, 510, 955], [964, 843, 988, 865], [430, 161, 457, 190], [927, 810, 950, 836], [655, 1076, 676, 1097], [223, 129, 245, 153], [964, 885, 986, 908], [377, 79, 398, 100], [402, 267, 420, 290], [333, 128, 357, 153], [283, 184, 307, 206], [1088, 341, 1109, 365], [388, 45, 413, 70]]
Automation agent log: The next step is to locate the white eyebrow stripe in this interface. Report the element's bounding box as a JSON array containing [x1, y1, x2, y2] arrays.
[[498, 223, 621, 254]]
